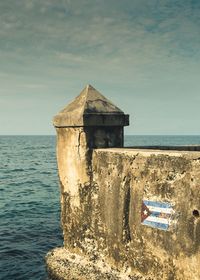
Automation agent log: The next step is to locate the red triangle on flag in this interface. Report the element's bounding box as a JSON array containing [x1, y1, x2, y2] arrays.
[[141, 201, 152, 222]]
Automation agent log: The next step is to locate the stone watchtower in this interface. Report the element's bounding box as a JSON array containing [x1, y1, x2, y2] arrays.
[[47, 84, 200, 280], [46, 86, 200, 280], [53, 85, 129, 248]]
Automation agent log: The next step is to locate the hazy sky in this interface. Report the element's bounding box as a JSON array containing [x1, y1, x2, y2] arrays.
[[0, 0, 200, 135]]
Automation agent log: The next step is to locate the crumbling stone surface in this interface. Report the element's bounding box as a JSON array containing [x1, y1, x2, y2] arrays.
[[47, 146, 200, 280], [46, 248, 146, 280], [92, 148, 200, 280]]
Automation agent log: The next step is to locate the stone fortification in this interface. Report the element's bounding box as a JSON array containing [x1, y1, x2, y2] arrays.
[[46, 85, 200, 280]]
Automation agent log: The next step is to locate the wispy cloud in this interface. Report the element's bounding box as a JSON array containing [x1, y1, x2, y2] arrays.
[[0, 0, 200, 134], [1, 0, 199, 58]]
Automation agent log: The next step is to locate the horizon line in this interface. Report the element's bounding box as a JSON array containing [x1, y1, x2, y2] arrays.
[[0, 134, 200, 136]]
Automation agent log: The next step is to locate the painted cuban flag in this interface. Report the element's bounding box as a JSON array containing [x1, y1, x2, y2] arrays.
[[141, 200, 175, 231]]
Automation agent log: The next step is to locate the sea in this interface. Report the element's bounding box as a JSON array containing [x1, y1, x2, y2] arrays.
[[1, 135, 200, 280]]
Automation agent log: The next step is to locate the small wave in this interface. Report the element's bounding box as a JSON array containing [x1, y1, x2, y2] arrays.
[[1, 248, 27, 257], [23, 146, 52, 150], [40, 171, 52, 175], [26, 167, 37, 171], [12, 168, 24, 172], [7, 179, 44, 187]]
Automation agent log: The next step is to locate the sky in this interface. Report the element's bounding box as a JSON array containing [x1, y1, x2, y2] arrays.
[[0, 0, 200, 135]]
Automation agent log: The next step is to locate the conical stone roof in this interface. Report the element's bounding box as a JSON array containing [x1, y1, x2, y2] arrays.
[[53, 85, 129, 127]]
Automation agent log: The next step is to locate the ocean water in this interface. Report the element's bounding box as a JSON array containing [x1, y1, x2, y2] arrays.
[[1, 135, 200, 280], [124, 135, 200, 147], [0, 136, 62, 280]]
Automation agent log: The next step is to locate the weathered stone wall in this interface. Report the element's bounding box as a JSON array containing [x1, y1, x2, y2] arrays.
[[55, 127, 92, 249], [47, 146, 200, 280], [55, 126, 124, 251], [91, 148, 200, 280]]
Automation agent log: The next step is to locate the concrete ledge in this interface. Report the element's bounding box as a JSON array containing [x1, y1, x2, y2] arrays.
[[96, 147, 200, 156], [46, 248, 146, 280], [127, 145, 200, 151]]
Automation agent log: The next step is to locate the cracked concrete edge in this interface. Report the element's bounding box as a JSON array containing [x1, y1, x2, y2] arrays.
[[95, 148, 200, 157]]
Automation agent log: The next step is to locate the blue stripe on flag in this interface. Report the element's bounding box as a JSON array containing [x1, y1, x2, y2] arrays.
[[143, 200, 172, 209], [142, 220, 169, 231], [150, 211, 171, 217]]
